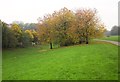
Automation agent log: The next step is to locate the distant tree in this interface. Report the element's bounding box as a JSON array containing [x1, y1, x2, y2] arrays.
[[12, 21, 37, 30], [118, 26, 120, 35], [111, 25, 119, 35], [18, 22, 25, 29], [21, 32, 31, 47], [23, 23, 37, 30], [104, 30, 111, 36]]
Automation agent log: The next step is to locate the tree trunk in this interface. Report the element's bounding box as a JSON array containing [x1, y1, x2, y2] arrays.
[[86, 36, 89, 44], [85, 25, 89, 44], [50, 42, 52, 49], [79, 40, 82, 44]]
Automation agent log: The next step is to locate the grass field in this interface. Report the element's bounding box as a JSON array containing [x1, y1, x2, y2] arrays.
[[2, 41, 118, 80], [100, 36, 120, 42]]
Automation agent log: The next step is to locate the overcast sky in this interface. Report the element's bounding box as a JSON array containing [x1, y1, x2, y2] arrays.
[[0, 0, 119, 30]]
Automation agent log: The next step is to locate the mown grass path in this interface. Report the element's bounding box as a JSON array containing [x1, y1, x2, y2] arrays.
[[95, 39, 120, 46]]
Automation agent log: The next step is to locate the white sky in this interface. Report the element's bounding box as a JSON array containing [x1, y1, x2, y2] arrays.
[[0, 0, 119, 30]]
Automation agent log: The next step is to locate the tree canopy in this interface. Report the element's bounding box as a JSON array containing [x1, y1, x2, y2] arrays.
[[2, 7, 106, 49], [37, 7, 106, 49], [2, 21, 39, 48]]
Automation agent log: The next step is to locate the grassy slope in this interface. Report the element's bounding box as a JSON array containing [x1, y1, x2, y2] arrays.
[[3, 42, 118, 80], [100, 36, 120, 42]]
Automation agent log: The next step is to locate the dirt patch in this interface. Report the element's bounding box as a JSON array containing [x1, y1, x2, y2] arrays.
[[38, 49, 47, 52]]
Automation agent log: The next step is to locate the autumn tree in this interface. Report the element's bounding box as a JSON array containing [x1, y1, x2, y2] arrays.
[[32, 30, 39, 44], [38, 14, 57, 49], [53, 7, 75, 46], [25, 30, 34, 41], [11, 23, 22, 43], [24, 29, 39, 44], [37, 7, 106, 48], [74, 8, 106, 44], [37, 7, 76, 48]]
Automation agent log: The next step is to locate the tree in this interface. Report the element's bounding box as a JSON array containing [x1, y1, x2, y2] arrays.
[[21, 32, 31, 47], [0, 20, 2, 49], [38, 7, 76, 48], [7, 29, 18, 48], [2, 21, 17, 48], [118, 26, 120, 35], [12, 21, 37, 30], [53, 7, 75, 46], [23, 23, 37, 30], [73, 8, 106, 44], [25, 30, 34, 41], [11, 23, 22, 43], [38, 14, 57, 49], [111, 25, 119, 35], [105, 30, 111, 36], [32, 30, 39, 44], [37, 7, 106, 48]]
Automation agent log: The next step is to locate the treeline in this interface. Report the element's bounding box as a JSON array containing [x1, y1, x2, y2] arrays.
[[37, 7, 106, 49], [1, 20, 39, 48], [12, 21, 37, 30], [1, 7, 106, 49], [105, 25, 120, 36]]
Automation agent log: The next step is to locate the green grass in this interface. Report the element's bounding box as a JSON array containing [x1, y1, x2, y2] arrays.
[[3, 41, 118, 80], [100, 36, 120, 42]]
